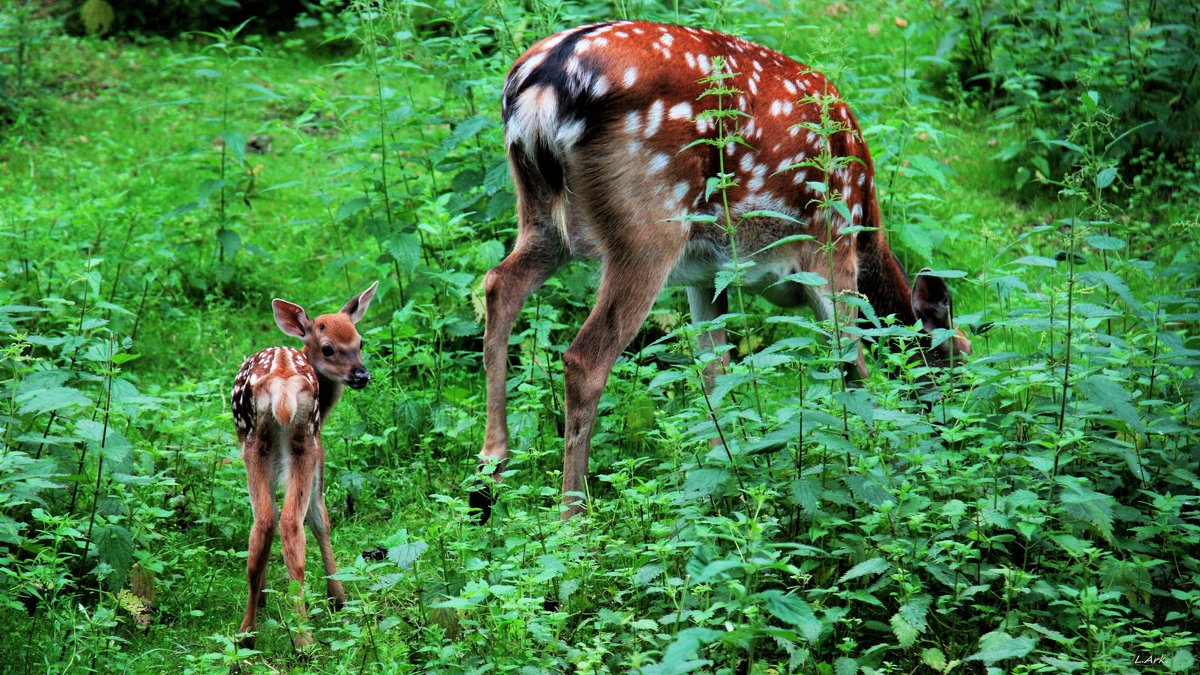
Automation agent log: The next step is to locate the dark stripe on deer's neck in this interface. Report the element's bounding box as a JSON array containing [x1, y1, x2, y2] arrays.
[[316, 372, 343, 425]]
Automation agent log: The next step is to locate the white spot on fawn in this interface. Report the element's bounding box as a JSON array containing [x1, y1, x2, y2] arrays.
[[624, 66, 638, 87], [648, 153, 670, 174]]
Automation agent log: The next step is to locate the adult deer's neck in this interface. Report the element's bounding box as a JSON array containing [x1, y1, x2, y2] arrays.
[[856, 193, 917, 328]]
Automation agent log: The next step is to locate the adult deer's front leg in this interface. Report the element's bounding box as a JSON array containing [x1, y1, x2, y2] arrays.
[[832, 247, 870, 381], [560, 239, 685, 520], [686, 286, 730, 393]]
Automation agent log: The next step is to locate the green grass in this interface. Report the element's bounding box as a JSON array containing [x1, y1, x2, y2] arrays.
[[1, 1, 1198, 673]]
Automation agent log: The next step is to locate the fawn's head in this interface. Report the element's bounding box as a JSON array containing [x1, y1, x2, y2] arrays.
[[271, 281, 379, 390]]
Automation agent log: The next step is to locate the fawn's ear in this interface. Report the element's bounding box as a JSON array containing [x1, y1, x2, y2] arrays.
[[911, 269, 953, 334], [340, 280, 379, 324], [272, 299, 311, 339]]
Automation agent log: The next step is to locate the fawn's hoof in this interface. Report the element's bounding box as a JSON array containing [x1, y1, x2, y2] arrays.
[[468, 482, 494, 525], [236, 633, 256, 650]]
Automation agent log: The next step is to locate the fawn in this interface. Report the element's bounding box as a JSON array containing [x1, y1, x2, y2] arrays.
[[230, 281, 377, 648], [475, 21, 971, 521]]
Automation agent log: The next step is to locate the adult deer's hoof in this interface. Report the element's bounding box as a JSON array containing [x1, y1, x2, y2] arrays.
[[468, 482, 494, 525]]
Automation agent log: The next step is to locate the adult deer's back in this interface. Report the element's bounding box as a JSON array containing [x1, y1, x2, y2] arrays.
[[476, 21, 970, 521]]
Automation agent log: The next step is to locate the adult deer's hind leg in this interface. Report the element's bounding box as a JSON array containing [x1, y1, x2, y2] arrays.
[[475, 153, 567, 523], [560, 229, 689, 520]]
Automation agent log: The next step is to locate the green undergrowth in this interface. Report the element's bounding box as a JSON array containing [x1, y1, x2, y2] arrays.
[[1, 0, 1197, 673]]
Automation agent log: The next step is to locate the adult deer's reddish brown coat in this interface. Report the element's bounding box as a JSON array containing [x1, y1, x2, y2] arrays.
[[476, 21, 970, 521]]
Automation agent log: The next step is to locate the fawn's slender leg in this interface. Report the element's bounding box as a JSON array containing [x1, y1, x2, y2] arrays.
[[239, 436, 278, 648], [560, 234, 687, 519], [304, 456, 345, 610], [280, 436, 319, 649]]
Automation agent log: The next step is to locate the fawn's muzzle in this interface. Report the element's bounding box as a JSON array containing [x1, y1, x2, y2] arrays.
[[348, 366, 370, 389]]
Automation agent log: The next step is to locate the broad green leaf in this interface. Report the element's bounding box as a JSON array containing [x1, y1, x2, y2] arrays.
[[18, 386, 91, 415], [75, 419, 133, 475], [1056, 476, 1116, 542], [790, 478, 820, 516], [634, 563, 663, 586], [1078, 374, 1145, 434], [966, 631, 1035, 664], [774, 271, 827, 287], [643, 627, 722, 675], [386, 233, 421, 271], [906, 154, 949, 188], [217, 228, 241, 259], [1012, 255, 1058, 268], [1085, 235, 1124, 251], [899, 595, 931, 632], [1168, 648, 1195, 672], [838, 557, 889, 584], [918, 268, 968, 279], [681, 468, 731, 500], [240, 82, 283, 100], [922, 647, 948, 672], [338, 196, 370, 222], [387, 540, 427, 571], [760, 590, 822, 643], [741, 209, 801, 223], [891, 613, 919, 647], [648, 369, 690, 391], [96, 524, 134, 591], [220, 130, 246, 165]]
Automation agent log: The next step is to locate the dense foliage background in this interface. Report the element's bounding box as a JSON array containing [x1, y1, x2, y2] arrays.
[[1, 0, 1197, 672]]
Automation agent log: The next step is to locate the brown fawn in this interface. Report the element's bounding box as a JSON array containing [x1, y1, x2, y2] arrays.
[[475, 22, 971, 521], [230, 281, 377, 648]]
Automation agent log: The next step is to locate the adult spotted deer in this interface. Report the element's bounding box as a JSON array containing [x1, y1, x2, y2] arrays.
[[230, 281, 377, 649], [476, 21, 970, 522]]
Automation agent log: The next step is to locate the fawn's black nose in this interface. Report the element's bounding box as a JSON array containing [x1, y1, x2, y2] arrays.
[[348, 366, 370, 389]]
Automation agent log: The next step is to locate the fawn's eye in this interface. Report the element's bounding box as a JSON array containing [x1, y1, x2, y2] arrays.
[[321, 344, 334, 357]]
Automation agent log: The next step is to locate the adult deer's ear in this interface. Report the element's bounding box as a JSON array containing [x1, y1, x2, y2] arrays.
[[340, 281, 379, 324], [272, 299, 311, 338]]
